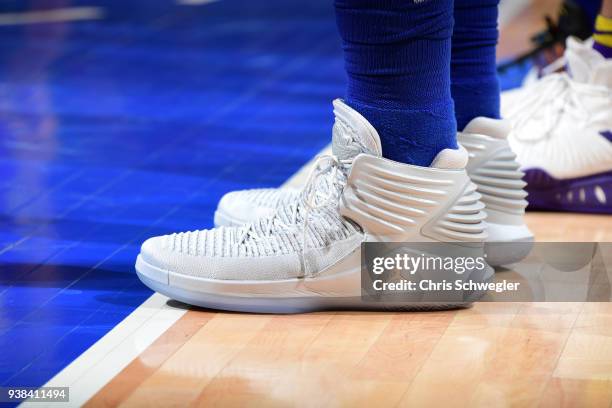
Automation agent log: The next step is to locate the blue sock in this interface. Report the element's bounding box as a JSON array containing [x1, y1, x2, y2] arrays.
[[334, 0, 457, 167], [451, 0, 501, 130]]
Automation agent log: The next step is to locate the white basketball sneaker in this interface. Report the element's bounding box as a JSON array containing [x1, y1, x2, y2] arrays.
[[136, 100, 491, 313], [214, 118, 533, 266], [502, 37, 612, 213]]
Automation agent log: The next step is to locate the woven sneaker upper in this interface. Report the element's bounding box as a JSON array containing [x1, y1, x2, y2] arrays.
[[159, 203, 360, 259], [140, 100, 376, 279]]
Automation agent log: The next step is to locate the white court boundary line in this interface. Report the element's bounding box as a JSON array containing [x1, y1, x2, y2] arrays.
[[0, 7, 104, 26], [20, 294, 185, 407], [22, 2, 526, 406]]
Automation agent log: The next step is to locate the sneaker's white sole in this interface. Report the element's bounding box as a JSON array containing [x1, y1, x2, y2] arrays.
[[135, 254, 493, 314], [214, 207, 534, 268]]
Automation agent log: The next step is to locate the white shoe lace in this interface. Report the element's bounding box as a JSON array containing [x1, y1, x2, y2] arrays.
[[237, 154, 353, 255], [300, 154, 352, 253], [506, 72, 589, 143]]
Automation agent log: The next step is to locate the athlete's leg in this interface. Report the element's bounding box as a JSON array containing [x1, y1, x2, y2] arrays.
[[334, 0, 457, 167], [451, 0, 500, 130]]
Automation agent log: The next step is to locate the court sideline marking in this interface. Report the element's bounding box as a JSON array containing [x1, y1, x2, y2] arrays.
[[21, 2, 525, 406]]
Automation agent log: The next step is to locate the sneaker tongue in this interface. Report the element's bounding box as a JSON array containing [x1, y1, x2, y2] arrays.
[[331, 99, 383, 160], [565, 37, 605, 84]]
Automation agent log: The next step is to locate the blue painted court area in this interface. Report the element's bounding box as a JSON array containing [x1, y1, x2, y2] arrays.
[[0, 0, 527, 396], [0, 0, 345, 392]]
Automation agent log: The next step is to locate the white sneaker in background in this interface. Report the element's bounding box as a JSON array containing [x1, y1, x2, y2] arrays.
[[502, 37, 612, 213]]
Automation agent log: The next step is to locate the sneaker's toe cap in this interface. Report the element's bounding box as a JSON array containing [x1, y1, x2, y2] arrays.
[[139, 233, 196, 272], [137, 232, 302, 281], [140, 235, 170, 269], [138, 232, 212, 280]]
